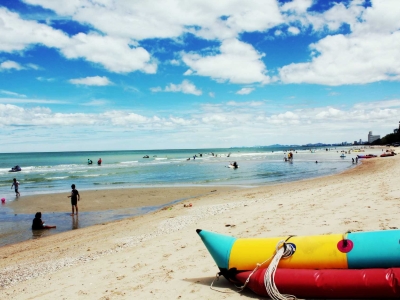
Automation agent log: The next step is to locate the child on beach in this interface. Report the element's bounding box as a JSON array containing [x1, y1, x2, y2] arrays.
[[11, 178, 20, 197], [67, 184, 80, 216], [32, 212, 56, 230]]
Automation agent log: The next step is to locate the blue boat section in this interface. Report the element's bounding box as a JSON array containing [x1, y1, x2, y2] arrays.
[[196, 229, 236, 269], [347, 230, 400, 268]]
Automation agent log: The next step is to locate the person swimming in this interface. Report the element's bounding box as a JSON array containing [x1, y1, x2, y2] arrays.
[[230, 161, 238, 169]]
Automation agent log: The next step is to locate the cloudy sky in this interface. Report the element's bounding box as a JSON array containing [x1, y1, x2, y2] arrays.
[[1, 0, 399, 152]]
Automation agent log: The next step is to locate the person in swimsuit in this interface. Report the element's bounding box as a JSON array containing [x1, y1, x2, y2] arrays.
[[67, 184, 80, 215], [11, 178, 20, 197]]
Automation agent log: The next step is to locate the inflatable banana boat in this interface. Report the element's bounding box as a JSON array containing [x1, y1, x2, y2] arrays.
[[197, 229, 400, 298]]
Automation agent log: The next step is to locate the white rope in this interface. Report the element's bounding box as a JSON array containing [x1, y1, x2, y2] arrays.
[[236, 254, 274, 292], [264, 240, 298, 300], [210, 272, 233, 293]]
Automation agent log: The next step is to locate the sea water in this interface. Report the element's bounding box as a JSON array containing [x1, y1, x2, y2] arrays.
[[0, 146, 356, 246]]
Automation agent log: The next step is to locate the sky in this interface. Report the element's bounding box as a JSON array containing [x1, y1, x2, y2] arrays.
[[1, 0, 400, 152]]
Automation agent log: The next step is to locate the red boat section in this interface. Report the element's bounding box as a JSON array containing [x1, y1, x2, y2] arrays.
[[235, 268, 400, 298]]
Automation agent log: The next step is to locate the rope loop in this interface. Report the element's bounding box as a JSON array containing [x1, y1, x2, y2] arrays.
[[264, 240, 299, 300], [236, 237, 297, 297]]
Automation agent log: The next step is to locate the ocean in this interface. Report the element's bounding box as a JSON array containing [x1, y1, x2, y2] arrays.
[[0, 146, 355, 246]]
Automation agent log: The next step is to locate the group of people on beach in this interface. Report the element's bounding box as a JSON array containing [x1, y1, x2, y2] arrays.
[[30, 183, 80, 230], [10, 178, 80, 231]]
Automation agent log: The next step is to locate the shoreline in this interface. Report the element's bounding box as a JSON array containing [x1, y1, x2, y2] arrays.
[[1, 154, 400, 299]]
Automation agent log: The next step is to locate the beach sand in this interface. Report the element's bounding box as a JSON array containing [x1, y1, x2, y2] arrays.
[[1, 153, 400, 299]]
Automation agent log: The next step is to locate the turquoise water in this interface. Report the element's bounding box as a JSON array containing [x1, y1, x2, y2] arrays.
[[0, 146, 353, 201], [0, 146, 355, 246]]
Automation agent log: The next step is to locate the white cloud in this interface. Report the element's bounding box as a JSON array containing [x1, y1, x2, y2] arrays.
[[276, 1, 400, 86], [37, 77, 55, 82], [281, 1, 364, 33], [0, 90, 27, 98], [279, 31, 400, 85], [226, 101, 264, 107], [236, 87, 255, 95], [69, 76, 112, 86], [0, 8, 156, 74], [277, 1, 397, 96], [62, 33, 157, 74], [26, 63, 40, 70], [1, 99, 397, 129], [2, 0, 399, 91], [182, 39, 270, 84], [1, 98, 399, 149], [81, 99, 109, 106], [0, 60, 23, 71], [169, 59, 180, 66], [24, 0, 283, 41], [280, 0, 313, 14], [287, 26, 300, 35], [0, 60, 42, 72], [150, 87, 163, 93], [353, 99, 400, 110], [0, 98, 67, 104], [151, 80, 202, 95], [0, 7, 69, 52], [209, 92, 215, 98]]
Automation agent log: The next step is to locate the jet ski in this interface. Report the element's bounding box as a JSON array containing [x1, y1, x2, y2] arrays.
[[9, 165, 22, 172]]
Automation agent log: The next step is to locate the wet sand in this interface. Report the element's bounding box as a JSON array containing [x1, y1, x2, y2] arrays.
[[8, 186, 237, 214], [1, 151, 400, 299]]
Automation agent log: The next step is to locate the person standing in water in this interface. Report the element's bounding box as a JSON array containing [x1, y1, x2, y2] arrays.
[[67, 184, 80, 216], [11, 178, 20, 197]]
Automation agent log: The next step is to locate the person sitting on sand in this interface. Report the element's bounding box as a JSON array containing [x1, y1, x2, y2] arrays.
[[32, 212, 56, 230]]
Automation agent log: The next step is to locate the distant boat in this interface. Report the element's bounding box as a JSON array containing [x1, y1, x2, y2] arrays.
[[357, 154, 377, 159]]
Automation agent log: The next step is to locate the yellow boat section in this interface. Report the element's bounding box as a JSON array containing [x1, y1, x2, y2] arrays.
[[229, 234, 348, 270]]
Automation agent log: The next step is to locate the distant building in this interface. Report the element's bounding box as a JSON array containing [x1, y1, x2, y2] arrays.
[[368, 131, 380, 143], [394, 121, 400, 134]]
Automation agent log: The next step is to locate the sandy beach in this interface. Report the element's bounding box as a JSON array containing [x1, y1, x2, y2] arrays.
[[1, 152, 400, 299]]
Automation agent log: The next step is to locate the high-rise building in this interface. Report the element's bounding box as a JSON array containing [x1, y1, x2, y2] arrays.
[[368, 131, 380, 143]]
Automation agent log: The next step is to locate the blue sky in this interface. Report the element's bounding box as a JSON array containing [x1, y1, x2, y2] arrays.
[[1, 0, 400, 152]]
